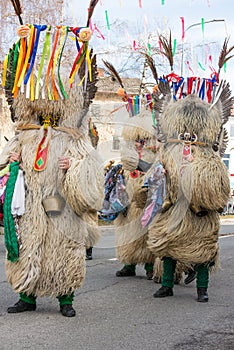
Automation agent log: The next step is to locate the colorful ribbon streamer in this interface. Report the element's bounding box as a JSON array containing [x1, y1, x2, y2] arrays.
[[201, 18, 205, 37], [180, 17, 185, 41], [105, 10, 110, 30], [173, 39, 177, 57], [198, 62, 206, 71]]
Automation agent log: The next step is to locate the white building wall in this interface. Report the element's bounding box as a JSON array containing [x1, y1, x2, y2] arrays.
[[225, 116, 234, 189]]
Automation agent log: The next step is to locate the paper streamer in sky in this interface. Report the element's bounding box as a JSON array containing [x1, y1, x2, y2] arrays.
[[201, 18, 205, 38], [224, 61, 227, 73], [93, 23, 105, 40], [161, 0, 165, 5], [173, 39, 177, 56], [148, 43, 151, 56], [105, 10, 110, 30], [139, 0, 142, 8], [198, 62, 206, 71], [180, 17, 185, 41], [186, 61, 195, 75]]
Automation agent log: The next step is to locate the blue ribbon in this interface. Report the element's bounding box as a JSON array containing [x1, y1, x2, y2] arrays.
[[24, 24, 47, 85]]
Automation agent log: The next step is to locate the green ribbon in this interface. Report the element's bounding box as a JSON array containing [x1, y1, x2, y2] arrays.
[[11, 41, 20, 90], [3, 162, 20, 262], [35, 26, 51, 99], [224, 61, 227, 73], [201, 18, 205, 38], [58, 27, 69, 99], [172, 39, 177, 57]]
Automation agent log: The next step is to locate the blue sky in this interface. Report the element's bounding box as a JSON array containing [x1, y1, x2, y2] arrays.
[[69, 1, 234, 91]]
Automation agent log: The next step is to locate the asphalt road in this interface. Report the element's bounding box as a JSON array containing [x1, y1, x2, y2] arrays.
[[0, 223, 234, 350]]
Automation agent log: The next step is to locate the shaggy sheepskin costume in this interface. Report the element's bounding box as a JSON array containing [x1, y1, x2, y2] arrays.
[[114, 113, 158, 275], [147, 80, 232, 299], [1, 16, 103, 314]]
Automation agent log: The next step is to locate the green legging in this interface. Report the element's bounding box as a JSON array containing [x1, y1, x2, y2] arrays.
[[123, 263, 153, 272], [162, 257, 209, 289], [20, 292, 74, 306]]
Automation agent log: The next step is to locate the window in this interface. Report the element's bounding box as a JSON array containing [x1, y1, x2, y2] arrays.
[[112, 136, 120, 150], [230, 125, 234, 138], [223, 153, 230, 169]]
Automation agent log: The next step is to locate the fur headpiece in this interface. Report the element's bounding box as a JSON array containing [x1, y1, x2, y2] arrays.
[[145, 34, 234, 156]]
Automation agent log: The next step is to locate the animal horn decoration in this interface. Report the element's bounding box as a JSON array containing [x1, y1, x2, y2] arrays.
[[86, 0, 99, 27], [10, 0, 23, 24]]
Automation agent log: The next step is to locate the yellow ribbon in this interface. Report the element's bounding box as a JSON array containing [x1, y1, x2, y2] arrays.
[[52, 26, 66, 100], [35, 27, 51, 100], [12, 38, 25, 95], [69, 60, 83, 86], [17, 25, 35, 88], [86, 47, 92, 82]]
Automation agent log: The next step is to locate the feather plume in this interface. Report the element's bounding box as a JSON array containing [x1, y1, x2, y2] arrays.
[[218, 37, 234, 73], [210, 80, 232, 125], [152, 80, 172, 143], [102, 60, 124, 88], [76, 49, 98, 127], [4, 45, 17, 122], [140, 52, 158, 83], [158, 30, 174, 72], [86, 0, 99, 27], [10, 0, 23, 24]]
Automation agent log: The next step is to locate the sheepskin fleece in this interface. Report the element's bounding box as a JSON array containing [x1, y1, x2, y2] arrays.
[[115, 145, 156, 265], [148, 209, 220, 265], [0, 129, 104, 297], [115, 174, 155, 264], [121, 110, 156, 142], [147, 94, 230, 267], [84, 210, 101, 248]]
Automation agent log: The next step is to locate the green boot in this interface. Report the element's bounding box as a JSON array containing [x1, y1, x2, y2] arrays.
[[116, 264, 136, 277], [195, 264, 209, 302], [57, 293, 76, 317], [154, 257, 176, 297], [7, 293, 36, 313]]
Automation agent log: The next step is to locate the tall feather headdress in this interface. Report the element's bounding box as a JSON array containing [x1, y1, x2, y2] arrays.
[[10, 0, 23, 24], [158, 30, 174, 72], [86, 0, 99, 27], [102, 60, 125, 88], [218, 37, 234, 74], [139, 52, 158, 83]]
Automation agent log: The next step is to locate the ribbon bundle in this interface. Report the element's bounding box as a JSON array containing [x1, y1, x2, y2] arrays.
[[160, 73, 218, 103], [2, 24, 93, 101], [127, 95, 141, 117]]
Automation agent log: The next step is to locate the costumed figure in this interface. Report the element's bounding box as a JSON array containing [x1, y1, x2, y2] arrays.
[[101, 61, 158, 279], [86, 118, 100, 261], [0, 0, 104, 316], [146, 33, 233, 302]]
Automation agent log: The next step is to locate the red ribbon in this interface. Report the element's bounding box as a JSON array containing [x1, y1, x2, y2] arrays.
[[34, 131, 50, 171], [180, 17, 185, 41], [166, 73, 181, 83]]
